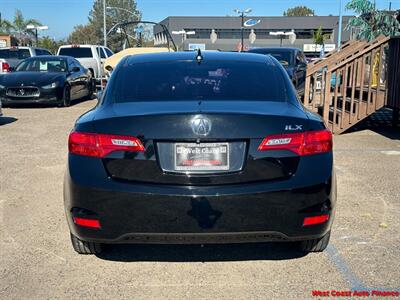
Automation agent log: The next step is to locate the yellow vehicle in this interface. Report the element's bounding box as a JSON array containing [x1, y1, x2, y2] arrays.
[[104, 47, 172, 75], [103, 21, 177, 77]]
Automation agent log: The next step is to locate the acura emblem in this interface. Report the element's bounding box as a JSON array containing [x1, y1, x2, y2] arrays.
[[19, 89, 25, 96], [191, 116, 211, 136]]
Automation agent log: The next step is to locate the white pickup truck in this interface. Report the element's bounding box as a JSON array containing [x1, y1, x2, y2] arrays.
[[57, 45, 114, 81]]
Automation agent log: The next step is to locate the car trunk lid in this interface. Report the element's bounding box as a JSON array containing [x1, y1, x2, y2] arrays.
[[92, 101, 308, 185]]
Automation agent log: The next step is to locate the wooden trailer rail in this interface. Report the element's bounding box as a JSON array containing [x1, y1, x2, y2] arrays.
[[303, 36, 391, 134], [306, 39, 364, 75]]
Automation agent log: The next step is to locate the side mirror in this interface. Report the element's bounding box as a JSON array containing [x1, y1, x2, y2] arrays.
[[71, 66, 80, 73]]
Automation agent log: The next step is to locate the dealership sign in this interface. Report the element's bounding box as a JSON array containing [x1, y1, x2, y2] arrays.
[[303, 44, 336, 52], [244, 19, 261, 27]]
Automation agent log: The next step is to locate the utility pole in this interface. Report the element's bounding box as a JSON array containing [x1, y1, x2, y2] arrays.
[[240, 12, 244, 52], [103, 0, 107, 47], [34, 28, 38, 46], [26, 24, 48, 47], [337, 0, 343, 49], [234, 8, 252, 52]]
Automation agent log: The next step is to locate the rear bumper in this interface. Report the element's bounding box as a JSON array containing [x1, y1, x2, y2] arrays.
[[64, 156, 336, 244]]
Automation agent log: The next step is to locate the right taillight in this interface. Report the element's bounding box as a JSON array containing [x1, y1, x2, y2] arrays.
[[68, 131, 145, 158], [1, 62, 10, 72], [73, 217, 101, 229], [302, 129, 333, 155], [258, 129, 332, 156]]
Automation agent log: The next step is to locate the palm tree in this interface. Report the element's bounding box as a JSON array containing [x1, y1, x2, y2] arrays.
[[0, 19, 15, 34], [12, 9, 42, 45], [312, 26, 331, 57]]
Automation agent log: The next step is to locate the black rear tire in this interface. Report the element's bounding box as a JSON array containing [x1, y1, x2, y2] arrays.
[[87, 79, 95, 100], [61, 85, 71, 107], [70, 233, 102, 255], [299, 231, 331, 253]]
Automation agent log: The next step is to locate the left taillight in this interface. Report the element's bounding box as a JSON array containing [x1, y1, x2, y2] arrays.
[[1, 62, 10, 72], [303, 214, 330, 226], [68, 131, 145, 158], [258, 129, 332, 156]]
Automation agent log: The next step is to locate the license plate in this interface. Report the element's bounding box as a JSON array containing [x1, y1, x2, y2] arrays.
[[174, 143, 229, 171]]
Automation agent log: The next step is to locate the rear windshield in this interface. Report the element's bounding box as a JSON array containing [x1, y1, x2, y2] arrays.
[[110, 61, 288, 102], [58, 47, 92, 58], [0, 49, 31, 59]]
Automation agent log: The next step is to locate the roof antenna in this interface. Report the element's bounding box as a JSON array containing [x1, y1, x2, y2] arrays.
[[195, 48, 203, 63]]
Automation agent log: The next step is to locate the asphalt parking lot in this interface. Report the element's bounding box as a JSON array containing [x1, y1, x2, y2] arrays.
[[0, 99, 399, 299]]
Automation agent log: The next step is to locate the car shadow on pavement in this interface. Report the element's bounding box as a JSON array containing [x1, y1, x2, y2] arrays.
[[96, 242, 307, 262], [3, 97, 97, 109], [0, 116, 17, 126], [73, 96, 98, 106]]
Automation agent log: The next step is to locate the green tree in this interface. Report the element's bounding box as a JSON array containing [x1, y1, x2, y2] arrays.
[[88, 0, 141, 50], [312, 26, 331, 56], [346, 0, 400, 41], [312, 27, 331, 46], [37, 36, 66, 54], [283, 6, 315, 16], [68, 24, 97, 44]]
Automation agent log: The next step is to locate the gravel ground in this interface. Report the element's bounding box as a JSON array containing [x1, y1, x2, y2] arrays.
[[0, 100, 399, 299]]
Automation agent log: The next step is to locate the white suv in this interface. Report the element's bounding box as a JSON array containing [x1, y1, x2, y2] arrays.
[[57, 45, 114, 80]]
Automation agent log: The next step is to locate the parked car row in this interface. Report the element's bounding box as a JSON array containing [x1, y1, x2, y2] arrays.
[[0, 55, 94, 107], [0, 43, 114, 109], [0, 45, 114, 77], [0, 44, 310, 110]]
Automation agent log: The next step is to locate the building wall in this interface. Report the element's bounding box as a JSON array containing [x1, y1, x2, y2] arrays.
[[157, 16, 352, 53], [0, 35, 18, 47]]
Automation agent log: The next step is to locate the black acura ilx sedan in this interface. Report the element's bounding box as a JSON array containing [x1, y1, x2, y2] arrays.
[[0, 55, 93, 107], [64, 51, 336, 254]]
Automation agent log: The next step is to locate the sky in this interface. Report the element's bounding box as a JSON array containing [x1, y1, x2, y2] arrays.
[[1, 0, 399, 40]]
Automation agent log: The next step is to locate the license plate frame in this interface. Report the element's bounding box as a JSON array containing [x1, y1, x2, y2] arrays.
[[174, 142, 229, 171]]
